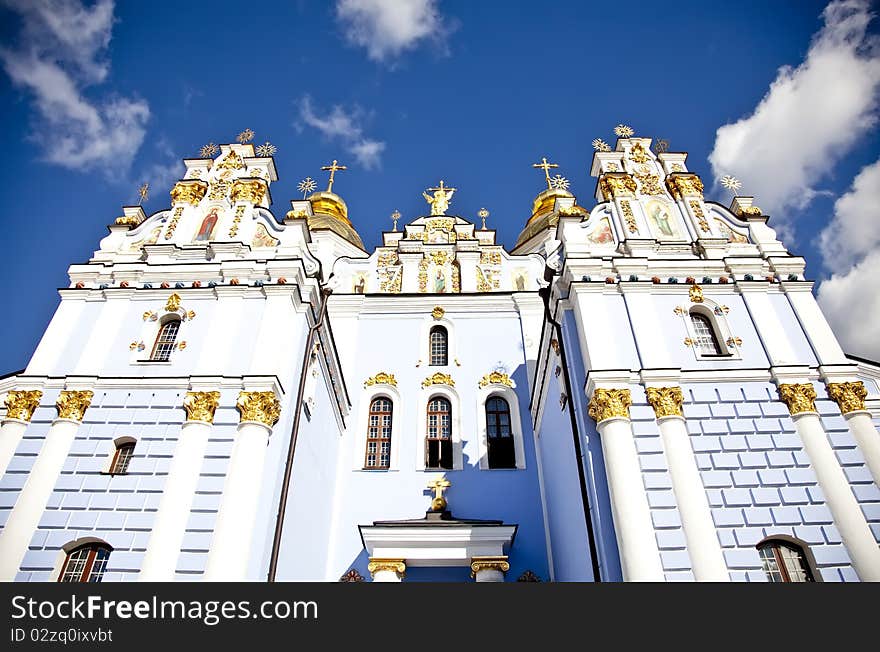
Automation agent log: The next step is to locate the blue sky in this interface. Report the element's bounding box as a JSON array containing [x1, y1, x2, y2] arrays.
[[1, 0, 879, 373]]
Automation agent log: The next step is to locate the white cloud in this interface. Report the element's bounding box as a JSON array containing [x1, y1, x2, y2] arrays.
[[817, 248, 880, 360], [818, 157, 880, 268], [0, 0, 150, 176], [708, 0, 880, 231], [297, 95, 386, 170], [335, 0, 449, 62]]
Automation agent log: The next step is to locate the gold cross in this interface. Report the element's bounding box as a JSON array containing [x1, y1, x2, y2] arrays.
[[532, 156, 559, 190], [137, 182, 149, 205], [391, 209, 401, 231], [427, 179, 456, 194], [321, 159, 347, 193], [427, 477, 451, 511]]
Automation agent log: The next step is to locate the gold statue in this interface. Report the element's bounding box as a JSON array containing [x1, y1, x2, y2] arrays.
[[423, 180, 456, 215]]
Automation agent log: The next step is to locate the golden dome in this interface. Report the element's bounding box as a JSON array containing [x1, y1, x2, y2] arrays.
[[306, 190, 365, 249], [515, 187, 585, 249], [528, 187, 574, 224]]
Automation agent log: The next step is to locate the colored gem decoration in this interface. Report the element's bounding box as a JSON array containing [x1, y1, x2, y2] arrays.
[[592, 138, 611, 152], [236, 128, 255, 144], [255, 141, 277, 157], [199, 143, 218, 158], [614, 124, 635, 138]]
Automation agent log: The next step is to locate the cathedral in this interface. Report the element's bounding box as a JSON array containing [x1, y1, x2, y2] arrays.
[[1, 131, 879, 583]]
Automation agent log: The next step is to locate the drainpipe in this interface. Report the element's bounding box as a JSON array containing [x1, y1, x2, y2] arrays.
[[267, 286, 332, 581]]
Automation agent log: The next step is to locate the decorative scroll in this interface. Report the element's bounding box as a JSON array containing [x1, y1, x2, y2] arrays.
[[367, 559, 406, 577], [470, 556, 510, 577], [364, 373, 397, 388], [478, 372, 514, 388], [422, 372, 454, 388]]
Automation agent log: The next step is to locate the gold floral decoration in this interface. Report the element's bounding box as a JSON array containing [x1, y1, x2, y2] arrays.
[[689, 284, 704, 303], [826, 381, 867, 414], [738, 206, 763, 217], [183, 391, 221, 423], [217, 150, 245, 170], [628, 141, 649, 163], [56, 390, 94, 422], [777, 383, 817, 415], [645, 386, 684, 418], [164, 206, 184, 240], [236, 391, 281, 426], [229, 205, 245, 237], [478, 372, 515, 388], [170, 180, 208, 206], [115, 215, 142, 227], [165, 293, 182, 312], [363, 373, 397, 388], [689, 200, 710, 232], [587, 388, 632, 423], [432, 306, 445, 320], [634, 172, 664, 196], [599, 173, 638, 201], [230, 179, 268, 205], [620, 200, 638, 233], [4, 390, 42, 422], [422, 372, 455, 388]]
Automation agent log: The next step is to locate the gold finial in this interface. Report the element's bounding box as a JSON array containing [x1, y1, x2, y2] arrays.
[[321, 159, 347, 193], [477, 207, 489, 230], [255, 141, 277, 157], [592, 138, 611, 152], [427, 477, 451, 512], [422, 180, 456, 215], [236, 128, 255, 144], [614, 124, 635, 138], [199, 143, 218, 158], [297, 176, 317, 198], [391, 209, 401, 231], [721, 175, 743, 199], [137, 182, 149, 205], [532, 157, 559, 190]]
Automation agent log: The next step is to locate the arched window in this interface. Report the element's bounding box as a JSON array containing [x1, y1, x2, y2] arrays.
[[429, 326, 448, 366], [58, 542, 112, 583], [426, 396, 452, 469], [109, 440, 135, 475], [364, 397, 393, 469], [689, 311, 722, 355], [486, 396, 515, 469], [757, 538, 816, 582], [150, 319, 180, 362]]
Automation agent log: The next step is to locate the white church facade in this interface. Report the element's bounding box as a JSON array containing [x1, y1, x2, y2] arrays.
[[1, 134, 879, 582]]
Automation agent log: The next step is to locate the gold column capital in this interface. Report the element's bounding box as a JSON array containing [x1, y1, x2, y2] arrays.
[[826, 381, 868, 415], [367, 558, 406, 577], [4, 390, 42, 422], [170, 180, 208, 205], [230, 178, 268, 204], [470, 555, 510, 577], [183, 391, 221, 423], [645, 386, 684, 418], [598, 172, 638, 201], [777, 383, 817, 415], [236, 391, 281, 427], [588, 388, 632, 423], [55, 390, 94, 422]]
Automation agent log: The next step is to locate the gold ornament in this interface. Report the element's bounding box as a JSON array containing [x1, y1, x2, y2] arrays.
[[634, 172, 664, 196], [689, 200, 710, 232], [738, 206, 763, 216], [587, 388, 632, 423], [645, 386, 684, 418], [614, 124, 635, 138], [629, 141, 649, 163], [115, 215, 142, 227], [367, 558, 406, 577], [470, 556, 510, 577], [229, 205, 245, 237], [421, 372, 455, 388], [236, 391, 281, 426], [777, 383, 817, 415], [236, 128, 255, 144], [826, 381, 867, 414], [4, 390, 42, 422], [56, 390, 94, 422], [423, 180, 456, 215], [532, 157, 560, 190], [165, 293, 182, 312], [165, 206, 184, 240], [230, 179, 268, 205], [183, 391, 221, 423], [620, 200, 638, 233], [478, 372, 514, 388], [689, 284, 704, 303], [665, 173, 705, 199], [599, 173, 637, 201], [431, 306, 445, 320], [363, 373, 397, 388], [218, 150, 245, 170], [320, 159, 347, 193], [170, 181, 208, 206], [427, 477, 451, 511]]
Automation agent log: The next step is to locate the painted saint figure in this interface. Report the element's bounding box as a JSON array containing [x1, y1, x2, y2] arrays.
[[434, 269, 446, 293], [195, 207, 220, 241]]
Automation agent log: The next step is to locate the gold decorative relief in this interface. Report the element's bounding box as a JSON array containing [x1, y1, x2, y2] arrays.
[[826, 381, 867, 414], [689, 200, 710, 232], [645, 386, 684, 418], [689, 284, 704, 303], [665, 173, 704, 199], [236, 391, 281, 426], [4, 390, 42, 422], [183, 391, 221, 423], [208, 179, 230, 201], [684, 337, 694, 347], [364, 373, 397, 388], [422, 372, 455, 388], [738, 206, 763, 217], [470, 556, 510, 577], [628, 141, 649, 163], [599, 173, 638, 201], [620, 200, 638, 233], [777, 383, 817, 415], [230, 179, 268, 205], [170, 181, 208, 206], [635, 172, 664, 196], [587, 388, 632, 423], [432, 306, 445, 319], [217, 149, 245, 170], [142, 311, 157, 321], [478, 372, 514, 388], [115, 215, 142, 227], [480, 250, 502, 265], [378, 251, 399, 267], [725, 336, 742, 347], [165, 293, 182, 312], [56, 390, 94, 422], [367, 559, 406, 577], [229, 205, 245, 237]]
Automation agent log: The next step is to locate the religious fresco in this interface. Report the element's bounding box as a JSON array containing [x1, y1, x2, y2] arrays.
[[512, 269, 529, 291], [194, 207, 220, 242], [714, 218, 749, 244], [644, 199, 683, 239], [352, 271, 368, 294], [251, 223, 280, 248], [585, 217, 614, 244]]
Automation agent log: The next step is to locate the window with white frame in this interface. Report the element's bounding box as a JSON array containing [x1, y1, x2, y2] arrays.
[[429, 326, 448, 366], [425, 396, 452, 469], [364, 397, 393, 470], [689, 311, 722, 355], [150, 319, 180, 361], [58, 543, 112, 583]]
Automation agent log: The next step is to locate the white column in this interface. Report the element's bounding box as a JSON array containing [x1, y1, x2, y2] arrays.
[[589, 388, 665, 581], [645, 386, 729, 581], [0, 390, 42, 479], [470, 556, 509, 582], [368, 559, 405, 582], [0, 390, 92, 581], [203, 391, 280, 581], [827, 382, 880, 488], [139, 392, 219, 581], [778, 384, 880, 581]]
